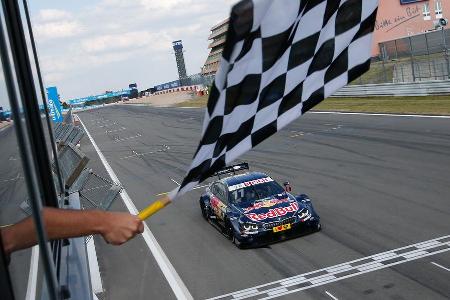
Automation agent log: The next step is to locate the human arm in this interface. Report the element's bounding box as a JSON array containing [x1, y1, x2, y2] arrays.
[[1, 207, 144, 257]]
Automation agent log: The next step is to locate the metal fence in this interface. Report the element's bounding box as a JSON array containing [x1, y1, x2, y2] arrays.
[[187, 73, 215, 87], [362, 28, 450, 84]]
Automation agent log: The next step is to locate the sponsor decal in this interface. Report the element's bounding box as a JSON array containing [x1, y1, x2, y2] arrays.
[[243, 198, 289, 213], [245, 202, 299, 222], [210, 196, 226, 220], [229, 177, 273, 191]]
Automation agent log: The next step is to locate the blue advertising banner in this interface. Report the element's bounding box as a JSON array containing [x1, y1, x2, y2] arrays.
[[67, 89, 132, 105], [155, 80, 181, 91], [46, 86, 63, 123]]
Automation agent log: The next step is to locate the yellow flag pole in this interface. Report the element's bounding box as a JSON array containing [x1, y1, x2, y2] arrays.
[[138, 195, 172, 220]]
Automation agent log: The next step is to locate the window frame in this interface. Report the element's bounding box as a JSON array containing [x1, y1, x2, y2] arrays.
[[435, 0, 443, 18], [0, 0, 62, 299], [423, 2, 431, 20]]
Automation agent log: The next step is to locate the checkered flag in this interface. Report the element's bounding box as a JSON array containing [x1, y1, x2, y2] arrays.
[[171, 0, 379, 198]]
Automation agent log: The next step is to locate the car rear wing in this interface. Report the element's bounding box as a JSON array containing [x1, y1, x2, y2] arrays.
[[214, 162, 249, 179]]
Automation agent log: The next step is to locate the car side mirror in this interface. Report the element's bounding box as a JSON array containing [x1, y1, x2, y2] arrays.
[[283, 181, 292, 192]]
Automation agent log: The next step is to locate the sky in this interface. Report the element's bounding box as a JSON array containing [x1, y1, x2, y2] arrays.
[[1, 0, 236, 109]]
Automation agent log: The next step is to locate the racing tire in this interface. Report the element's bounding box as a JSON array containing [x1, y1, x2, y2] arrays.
[[316, 222, 322, 231], [232, 234, 244, 249]]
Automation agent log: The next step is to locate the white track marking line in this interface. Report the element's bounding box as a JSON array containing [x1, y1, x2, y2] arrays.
[[87, 238, 103, 294], [25, 246, 39, 300], [79, 116, 193, 300], [310, 111, 450, 119], [0, 123, 12, 132], [208, 235, 450, 300], [171, 178, 180, 186], [431, 262, 450, 272], [325, 291, 339, 300]]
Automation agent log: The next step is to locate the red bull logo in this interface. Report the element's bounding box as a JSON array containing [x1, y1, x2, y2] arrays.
[[243, 198, 289, 213], [245, 202, 299, 222]]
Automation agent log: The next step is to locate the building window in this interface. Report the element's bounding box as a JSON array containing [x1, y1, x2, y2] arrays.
[[423, 2, 431, 20], [435, 0, 443, 18]]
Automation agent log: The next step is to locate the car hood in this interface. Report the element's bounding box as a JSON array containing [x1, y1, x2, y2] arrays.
[[234, 196, 305, 223]]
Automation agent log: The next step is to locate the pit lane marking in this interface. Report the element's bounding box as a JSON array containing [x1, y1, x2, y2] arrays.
[[105, 127, 126, 134], [325, 291, 339, 300], [0, 173, 22, 183], [155, 184, 209, 197], [98, 122, 117, 128], [431, 262, 450, 272], [113, 133, 142, 142], [79, 116, 193, 300], [208, 235, 450, 300], [119, 145, 170, 160]]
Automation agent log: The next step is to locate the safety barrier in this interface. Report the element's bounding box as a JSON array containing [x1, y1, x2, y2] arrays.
[[152, 85, 203, 96], [333, 80, 450, 97]]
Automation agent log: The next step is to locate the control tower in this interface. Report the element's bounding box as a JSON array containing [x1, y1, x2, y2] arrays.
[[172, 40, 189, 86]]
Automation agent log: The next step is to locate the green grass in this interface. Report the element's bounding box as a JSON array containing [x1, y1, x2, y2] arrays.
[[176, 95, 450, 115], [175, 95, 209, 108], [315, 96, 450, 115]]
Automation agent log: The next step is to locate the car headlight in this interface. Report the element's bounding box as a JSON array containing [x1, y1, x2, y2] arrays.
[[240, 222, 259, 233], [298, 209, 311, 221]]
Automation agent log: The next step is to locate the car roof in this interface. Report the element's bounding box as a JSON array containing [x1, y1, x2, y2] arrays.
[[221, 172, 269, 187]]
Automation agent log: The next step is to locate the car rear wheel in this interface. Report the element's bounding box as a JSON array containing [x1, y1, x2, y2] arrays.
[[200, 202, 209, 220]]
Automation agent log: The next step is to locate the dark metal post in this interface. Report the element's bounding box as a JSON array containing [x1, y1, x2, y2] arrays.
[[1, 0, 59, 207], [381, 44, 388, 82], [442, 28, 450, 79], [394, 40, 399, 60], [0, 9, 59, 300], [22, 0, 64, 195], [408, 37, 416, 82], [424, 32, 434, 80]]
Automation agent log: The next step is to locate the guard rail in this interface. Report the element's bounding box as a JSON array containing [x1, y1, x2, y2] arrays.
[[333, 80, 450, 97]]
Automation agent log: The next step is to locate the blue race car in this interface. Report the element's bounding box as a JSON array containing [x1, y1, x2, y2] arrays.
[[199, 163, 321, 248]]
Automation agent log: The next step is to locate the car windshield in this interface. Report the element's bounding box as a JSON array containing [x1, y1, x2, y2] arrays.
[[228, 181, 285, 204]]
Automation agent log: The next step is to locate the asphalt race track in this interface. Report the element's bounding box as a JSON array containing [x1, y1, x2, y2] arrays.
[[77, 105, 450, 300]]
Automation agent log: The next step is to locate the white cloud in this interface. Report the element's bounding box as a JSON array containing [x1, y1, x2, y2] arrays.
[[99, 0, 191, 11], [32, 0, 236, 98], [38, 9, 71, 21], [35, 21, 84, 40], [80, 31, 170, 53]]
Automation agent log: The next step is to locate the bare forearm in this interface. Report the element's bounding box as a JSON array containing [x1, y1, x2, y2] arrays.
[[1, 207, 143, 257], [43, 207, 105, 240], [1, 208, 105, 255]]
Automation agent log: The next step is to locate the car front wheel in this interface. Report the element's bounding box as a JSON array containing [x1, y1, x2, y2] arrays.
[[232, 234, 244, 249]]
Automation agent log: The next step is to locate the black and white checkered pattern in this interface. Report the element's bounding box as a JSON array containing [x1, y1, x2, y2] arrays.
[[208, 235, 450, 300], [172, 0, 379, 198]]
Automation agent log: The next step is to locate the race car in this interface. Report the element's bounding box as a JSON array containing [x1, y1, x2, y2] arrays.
[[199, 163, 321, 248]]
